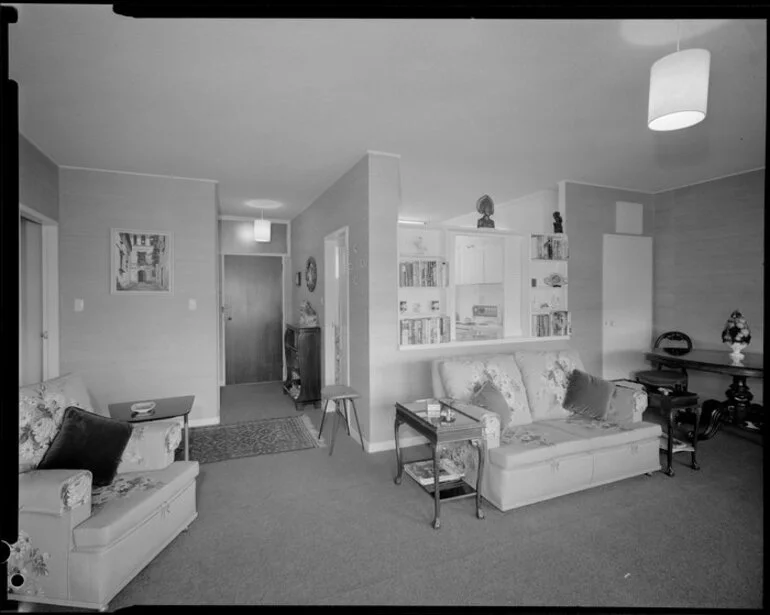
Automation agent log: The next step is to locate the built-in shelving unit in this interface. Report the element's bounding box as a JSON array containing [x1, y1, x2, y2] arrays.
[[528, 234, 570, 337], [397, 225, 570, 349]]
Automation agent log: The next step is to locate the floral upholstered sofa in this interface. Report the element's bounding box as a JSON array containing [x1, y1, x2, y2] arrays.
[[12, 373, 199, 611], [432, 349, 662, 512]]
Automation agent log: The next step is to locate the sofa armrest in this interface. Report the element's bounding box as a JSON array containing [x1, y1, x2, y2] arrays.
[[610, 380, 648, 424], [19, 469, 92, 518], [14, 470, 92, 599], [116, 420, 182, 474], [443, 400, 500, 449]]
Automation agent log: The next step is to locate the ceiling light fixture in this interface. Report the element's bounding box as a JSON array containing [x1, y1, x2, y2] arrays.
[[648, 21, 711, 131], [398, 219, 427, 226], [254, 209, 271, 242]]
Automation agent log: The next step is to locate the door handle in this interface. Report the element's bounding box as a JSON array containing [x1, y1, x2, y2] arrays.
[[40, 331, 48, 340]]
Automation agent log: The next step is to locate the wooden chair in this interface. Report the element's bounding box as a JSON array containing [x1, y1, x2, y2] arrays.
[[636, 331, 693, 392]]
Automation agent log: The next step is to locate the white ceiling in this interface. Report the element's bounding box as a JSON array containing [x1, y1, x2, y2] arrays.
[[9, 7, 767, 222]]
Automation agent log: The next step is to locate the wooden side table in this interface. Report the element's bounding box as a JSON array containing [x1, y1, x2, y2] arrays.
[[394, 400, 486, 529], [658, 392, 701, 477], [109, 395, 195, 461]]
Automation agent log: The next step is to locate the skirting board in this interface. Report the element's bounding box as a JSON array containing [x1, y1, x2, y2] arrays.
[[366, 434, 429, 453], [189, 417, 220, 428]]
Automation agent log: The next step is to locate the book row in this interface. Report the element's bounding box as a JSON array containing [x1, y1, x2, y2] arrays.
[[399, 259, 449, 288], [532, 310, 571, 337], [400, 316, 451, 346], [532, 235, 569, 260]]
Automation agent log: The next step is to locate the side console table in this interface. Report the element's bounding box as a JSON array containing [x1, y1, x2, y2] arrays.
[[394, 399, 486, 529]]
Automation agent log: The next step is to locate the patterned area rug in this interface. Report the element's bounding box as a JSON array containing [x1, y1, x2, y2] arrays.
[[176, 415, 324, 464]]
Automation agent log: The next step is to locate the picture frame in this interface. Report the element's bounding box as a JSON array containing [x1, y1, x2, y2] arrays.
[[111, 228, 173, 294], [295, 271, 302, 287]]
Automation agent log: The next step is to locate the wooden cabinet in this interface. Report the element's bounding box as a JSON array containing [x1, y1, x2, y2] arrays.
[[283, 324, 321, 410]]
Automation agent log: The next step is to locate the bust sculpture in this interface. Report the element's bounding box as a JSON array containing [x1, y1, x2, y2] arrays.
[[553, 211, 564, 234], [476, 194, 495, 229]]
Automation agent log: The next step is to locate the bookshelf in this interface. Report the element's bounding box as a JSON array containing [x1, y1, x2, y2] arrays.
[[398, 227, 450, 346], [528, 234, 570, 338]]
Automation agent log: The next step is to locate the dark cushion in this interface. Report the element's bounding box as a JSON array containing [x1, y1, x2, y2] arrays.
[[38, 406, 133, 487], [562, 369, 615, 421], [470, 381, 511, 429]]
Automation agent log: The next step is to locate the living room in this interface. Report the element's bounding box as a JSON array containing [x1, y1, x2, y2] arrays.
[[6, 7, 765, 610]]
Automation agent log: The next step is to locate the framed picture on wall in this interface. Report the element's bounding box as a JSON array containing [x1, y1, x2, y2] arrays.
[[111, 228, 173, 294]]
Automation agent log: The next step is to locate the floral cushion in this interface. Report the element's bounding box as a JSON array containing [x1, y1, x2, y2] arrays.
[[438, 354, 532, 428], [513, 349, 585, 421], [18, 373, 99, 473]]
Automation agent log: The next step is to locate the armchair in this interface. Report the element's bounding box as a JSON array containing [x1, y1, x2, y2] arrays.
[[12, 373, 199, 611]]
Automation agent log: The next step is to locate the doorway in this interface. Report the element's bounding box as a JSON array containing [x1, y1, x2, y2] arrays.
[[323, 226, 350, 388], [223, 254, 284, 385], [18, 204, 59, 386]]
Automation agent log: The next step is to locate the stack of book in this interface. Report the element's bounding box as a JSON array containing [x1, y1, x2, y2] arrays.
[[533, 310, 570, 337], [404, 459, 465, 486]]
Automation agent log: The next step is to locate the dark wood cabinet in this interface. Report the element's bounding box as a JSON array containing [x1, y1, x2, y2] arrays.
[[283, 324, 321, 410]]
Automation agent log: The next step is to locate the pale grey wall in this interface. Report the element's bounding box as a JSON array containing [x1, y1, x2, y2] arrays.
[[290, 154, 371, 436], [653, 169, 764, 403], [19, 134, 58, 221], [58, 168, 220, 422], [564, 182, 655, 378]]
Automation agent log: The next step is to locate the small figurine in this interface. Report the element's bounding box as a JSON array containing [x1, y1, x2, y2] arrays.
[[553, 211, 564, 234], [476, 194, 495, 229], [299, 300, 319, 326]]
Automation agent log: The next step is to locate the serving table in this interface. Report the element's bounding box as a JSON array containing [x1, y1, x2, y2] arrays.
[[394, 400, 486, 529], [644, 349, 763, 440]]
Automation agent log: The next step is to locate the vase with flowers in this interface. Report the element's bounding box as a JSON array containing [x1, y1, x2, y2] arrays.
[[722, 310, 751, 359]]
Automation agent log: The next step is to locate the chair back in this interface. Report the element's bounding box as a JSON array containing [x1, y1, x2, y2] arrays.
[[653, 331, 692, 356]]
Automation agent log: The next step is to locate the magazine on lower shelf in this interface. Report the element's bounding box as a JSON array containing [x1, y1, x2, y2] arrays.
[[404, 459, 465, 486]]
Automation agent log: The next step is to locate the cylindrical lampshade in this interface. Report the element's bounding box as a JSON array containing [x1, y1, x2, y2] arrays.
[[254, 219, 271, 242], [648, 48, 711, 131]]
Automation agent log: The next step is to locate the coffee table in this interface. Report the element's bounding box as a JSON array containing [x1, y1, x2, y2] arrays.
[[109, 395, 195, 461], [394, 399, 486, 529]]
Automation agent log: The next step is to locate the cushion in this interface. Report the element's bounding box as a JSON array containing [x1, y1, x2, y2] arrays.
[[19, 373, 103, 473], [38, 406, 133, 487], [562, 369, 615, 421], [470, 382, 511, 429], [514, 349, 585, 421], [438, 354, 532, 427]]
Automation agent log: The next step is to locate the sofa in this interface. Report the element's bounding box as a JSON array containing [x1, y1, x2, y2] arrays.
[[431, 349, 663, 512], [11, 373, 199, 611]]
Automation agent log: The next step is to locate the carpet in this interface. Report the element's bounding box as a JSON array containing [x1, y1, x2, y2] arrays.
[[176, 415, 325, 464]]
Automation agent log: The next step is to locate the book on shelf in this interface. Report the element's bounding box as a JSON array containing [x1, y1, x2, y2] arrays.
[[400, 315, 451, 345], [551, 310, 570, 336], [399, 259, 449, 287], [532, 235, 569, 260], [404, 459, 465, 486]]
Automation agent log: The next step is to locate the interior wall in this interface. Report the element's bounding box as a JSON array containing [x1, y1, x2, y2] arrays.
[[19, 133, 58, 221], [653, 169, 764, 404], [289, 154, 371, 436], [564, 182, 655, 378], [58, 168, 220, 423]]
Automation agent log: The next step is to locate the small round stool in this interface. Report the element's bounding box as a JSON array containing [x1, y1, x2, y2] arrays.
[[319, 385, 365, 456]]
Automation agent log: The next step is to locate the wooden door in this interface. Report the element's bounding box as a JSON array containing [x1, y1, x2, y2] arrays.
[[602, 234, 653, 380], [224, 255, 283, 384]]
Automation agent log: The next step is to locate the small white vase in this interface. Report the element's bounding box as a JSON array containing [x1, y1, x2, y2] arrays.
[[728, 342, 747, 359]]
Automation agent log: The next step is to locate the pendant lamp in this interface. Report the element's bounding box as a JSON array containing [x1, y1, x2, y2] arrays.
[[648, 22, 711, 131], [254, 210, 271, 242]]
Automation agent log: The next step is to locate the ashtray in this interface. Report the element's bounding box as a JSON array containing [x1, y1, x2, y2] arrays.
[[130, 401, 156, 414]]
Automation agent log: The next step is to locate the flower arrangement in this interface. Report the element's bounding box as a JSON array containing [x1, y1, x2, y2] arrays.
[[722, 310, 751, 358]]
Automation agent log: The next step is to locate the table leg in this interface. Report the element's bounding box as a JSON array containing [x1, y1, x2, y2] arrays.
[[688, 399, 728, 441], [664, 406, 675, 477], [184, 414, 189, 462], [432, 445, 441, 530], [691, 406, 701, 471], [472, 438, 486, 520], [393, 416, 403, 485]]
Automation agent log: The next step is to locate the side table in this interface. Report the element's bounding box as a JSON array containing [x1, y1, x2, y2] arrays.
[[394, 400, 486, 529], [658, 392, 701, 477], [109, 395, 195, 461]]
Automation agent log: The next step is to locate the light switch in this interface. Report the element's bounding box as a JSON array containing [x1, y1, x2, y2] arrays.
[[74, 299, 84, 312], [188, 299, 197, 311]]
